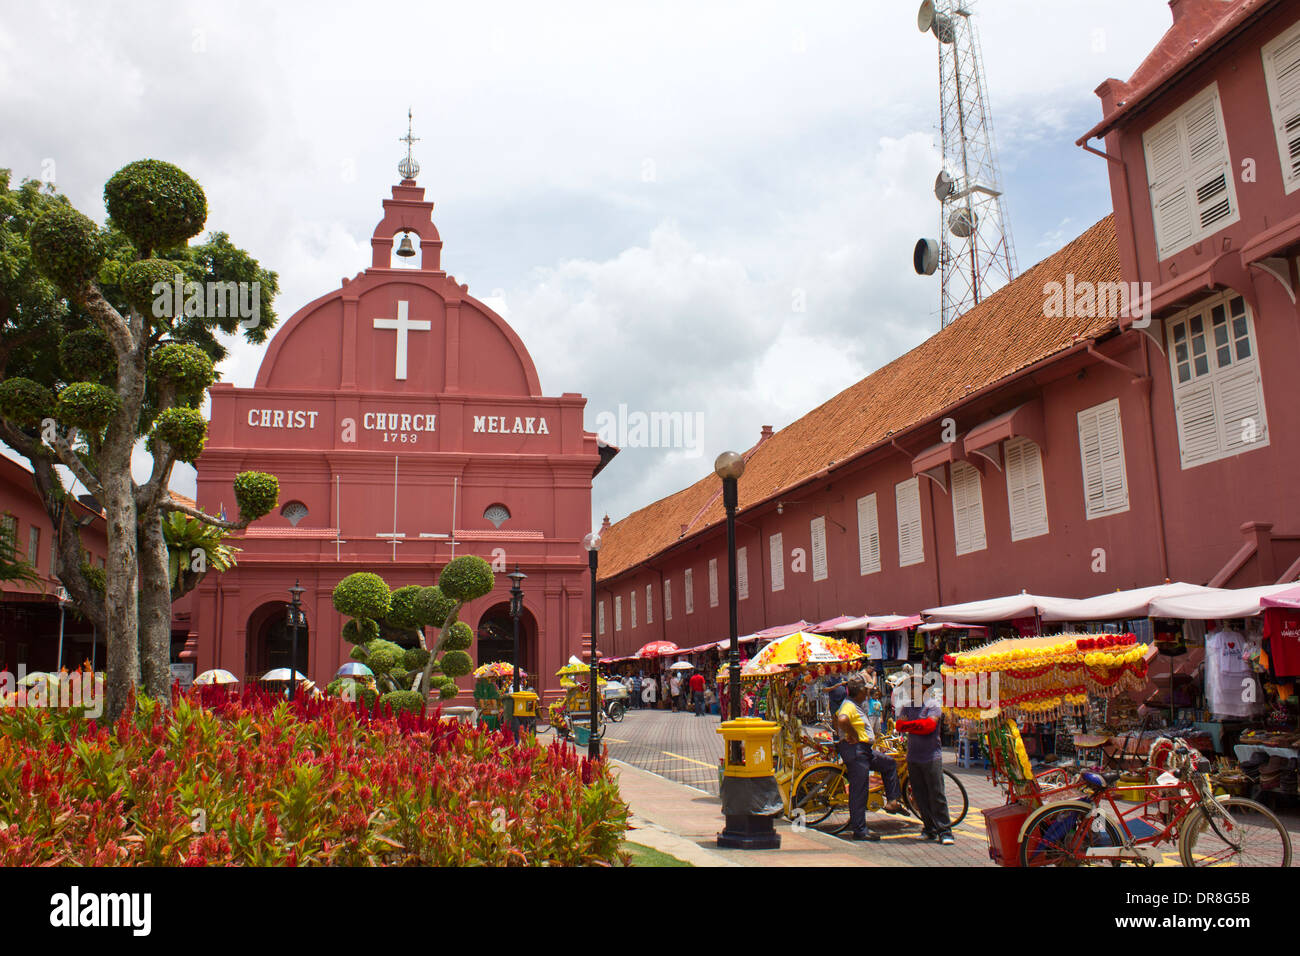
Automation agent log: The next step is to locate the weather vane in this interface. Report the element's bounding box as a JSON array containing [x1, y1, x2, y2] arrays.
[[398, 107, 420, 181]]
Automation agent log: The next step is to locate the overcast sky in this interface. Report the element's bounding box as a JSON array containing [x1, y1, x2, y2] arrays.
[[1, 0, 1177, 527]]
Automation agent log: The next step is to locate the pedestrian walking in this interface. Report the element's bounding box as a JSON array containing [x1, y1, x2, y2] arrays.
[[669, 672, 682, 712], [895, 688, 953, 845], [631, 673, 642, 709], [834, 674, 903, 842], [689, 670, 705, 716]]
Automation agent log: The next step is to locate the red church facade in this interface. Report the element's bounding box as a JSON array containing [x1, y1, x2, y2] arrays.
[[192, 177, 607, 700], [596, 0, 1300, 657]]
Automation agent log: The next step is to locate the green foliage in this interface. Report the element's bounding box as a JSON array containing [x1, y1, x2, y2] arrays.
[[444, 620, 474, 651], [362, 639, 404, 676], [438, 555, 494, 602], [150, 343, 215, 402], [332, 572, 390, 620], [121, 258, 181, 317], [441, 650, 473, 678], [414, 585, 456, 628], [402, 647, 430, 671], [379, 690, 425, 715], [56, 382, 120, 431], [103, 160, 206, 254], [326, 678, 377, 710], [58, 328, 115, 386], [385, 584, 425, 630], [149, 406, 207, 462], [341, 618, 380, 645], [0, 523, 42, 588], [78, 561, 106, 594], [388, 667, 409, 686], [232, 471, 278, 521], [438, 682, 459, 700], [161, 512, 239, 592], [0, 377, 56, 427], [28, 204, 103, 286]]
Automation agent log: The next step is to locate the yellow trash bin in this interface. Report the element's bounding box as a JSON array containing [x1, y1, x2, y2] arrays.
[[509, 690, 538, 719], [717, 718, 779, 778]]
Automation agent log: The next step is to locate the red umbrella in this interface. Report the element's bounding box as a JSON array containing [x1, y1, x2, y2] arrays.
[[636, 641, 679, 658]]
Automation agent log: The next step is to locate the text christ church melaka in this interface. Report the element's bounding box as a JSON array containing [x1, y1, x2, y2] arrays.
[[191, 149, 610, 701]]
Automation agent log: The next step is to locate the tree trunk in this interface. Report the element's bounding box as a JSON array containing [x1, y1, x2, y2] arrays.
[[101, 464, 139, 722], [138, 504, 173, 703], [416, 602, 463, 698]]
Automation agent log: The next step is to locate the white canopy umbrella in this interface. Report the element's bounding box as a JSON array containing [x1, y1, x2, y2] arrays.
[[1147, 583, 1300, 619], [261, 668, 308, 682], [1041, 582, 1217, 622], [194, 669, 240, 685], [922, 591, 1079, 623], [668, 661, 694, 671]]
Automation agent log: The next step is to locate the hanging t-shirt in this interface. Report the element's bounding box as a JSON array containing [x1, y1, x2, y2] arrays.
[[1204, 629, 1262, 717], [1263, 610, 1300, 677], [864, 635, 884, 660]]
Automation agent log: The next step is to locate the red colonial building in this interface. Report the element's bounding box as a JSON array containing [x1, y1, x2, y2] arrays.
[[596, 0, 1300, 656], [191, 172, 610, 700]]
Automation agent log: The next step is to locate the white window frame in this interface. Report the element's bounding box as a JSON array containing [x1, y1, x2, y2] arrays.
[[1263, 18, 1300, 194], [1142, 82, 1239, 260], [708, 558, 719, 607], [1077, 398, 1130, 520], [598, 599, 606, 636], [1004, 437, 1049, 541], [857, 494, 881, 575], [664, 578, 673, 621], [630, 589, 637, 629], [950, 461, 987, 555], [769, 533, 785, 591], [614, 595, 623, 632], [1166, 292, 1269, 468], [810, 517, 828, 582], [684, 567, 694, 615], [737, 546, 749, 600], [645, 583, 654, 625], [895, 477, 924, 568]]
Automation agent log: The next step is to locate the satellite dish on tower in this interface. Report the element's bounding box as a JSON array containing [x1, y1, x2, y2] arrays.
[[913, 238, 940, 276], [934, 169, 956, 201], [917, 1, 956, 43], [917, 0, 936, 32], [948, 208, 977, 238]]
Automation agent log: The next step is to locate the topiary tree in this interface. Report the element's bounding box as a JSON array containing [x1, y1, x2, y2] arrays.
[[331, 557, 497, 709], [0, 164, 281, 718]]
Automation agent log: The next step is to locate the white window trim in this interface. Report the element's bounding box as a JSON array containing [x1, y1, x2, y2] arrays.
[[708, 558, 719, 607], [614, 595, 623, 632], [1262, 18, 1300, 195], [950, 461, 987, 555], [895, 477, 925, 568], [1166, 292, 1270, 469], [857, 494, 881, 575], [810, 517, 828, 582], [645, 583, 654, 625], [598, 600, 606, 636], [1077, 398, 1131, 520], [684, 567, 694, 615], [737, 546, 749, 600], [664, 578, 673, 621], [770, 533, 785, 591], [1004, 437, 1049, 541], [1142, 82, 1239, 260], [630, 589, 637, 629]]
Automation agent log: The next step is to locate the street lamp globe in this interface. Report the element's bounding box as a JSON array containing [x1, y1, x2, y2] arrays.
[[582, 532, 602, 552], [714, 451, 745, 481]]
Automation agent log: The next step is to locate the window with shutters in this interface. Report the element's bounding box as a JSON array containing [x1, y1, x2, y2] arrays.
[[1166, 293, 1269, 467], [857, 494, 881, 575], [664, 579, 673, 621], [810, 517, 828, 581], [895, 478, 924, 568], [28, 526, 40, 567], [1004, 437, 1049, 541], [708, 558, 719, 607], [615, 595, 623, 631], [769, 533, 785, 591], [1077, 399, 1130, 519], [598, 600, 606, 636], [646, 583, 654, 625], [1263, 19, 1300, 194], [1142, 83, 1238, 259], [684, 568, 694, 615], [630, 589, 637, 629], [737, 546, 749, 600], [950, 461, 987, 555]]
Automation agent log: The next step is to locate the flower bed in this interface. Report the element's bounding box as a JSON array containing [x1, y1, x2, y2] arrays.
[[0, 689, 628, 866]]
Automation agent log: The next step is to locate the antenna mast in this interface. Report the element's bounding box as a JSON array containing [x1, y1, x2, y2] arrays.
[[912, 0, 1017, 329]]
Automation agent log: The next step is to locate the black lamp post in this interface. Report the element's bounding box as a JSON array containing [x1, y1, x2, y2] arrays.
[[507, 566, 527, 732], [714, 451, 745, 719], [286, 580, 306, 701], [583, 531, 603, 761]]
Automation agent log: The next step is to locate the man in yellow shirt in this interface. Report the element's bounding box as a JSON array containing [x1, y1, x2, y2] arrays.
[[835, 674, 903, 841]]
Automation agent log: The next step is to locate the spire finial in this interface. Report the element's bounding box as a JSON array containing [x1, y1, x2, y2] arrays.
[[397, 108, 421, 182]]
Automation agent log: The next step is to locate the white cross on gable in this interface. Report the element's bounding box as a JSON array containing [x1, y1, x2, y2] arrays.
[[373, 300, 431, 380]]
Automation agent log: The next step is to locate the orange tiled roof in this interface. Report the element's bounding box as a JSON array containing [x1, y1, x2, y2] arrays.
[[168, 491, 198, 510], [598, 215, 1121, 582]]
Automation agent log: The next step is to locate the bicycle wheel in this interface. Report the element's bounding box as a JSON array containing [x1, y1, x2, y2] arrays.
[[1019, 802, 1123, 867], [1178, 796, 1292, 867], [902, 769, 969, 830], [607, 701, 626, 722], [792, 766, 851, 833]]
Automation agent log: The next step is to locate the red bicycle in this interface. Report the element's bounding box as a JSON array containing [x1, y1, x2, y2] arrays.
[[1018, 737, 1292, 867]]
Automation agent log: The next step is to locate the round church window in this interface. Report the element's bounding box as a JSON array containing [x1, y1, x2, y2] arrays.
[[281, 501, 309, 526], [484, 504, 510, 528]]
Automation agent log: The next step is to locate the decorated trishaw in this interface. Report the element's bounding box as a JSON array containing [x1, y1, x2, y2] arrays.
[[537, 661, 606, 745], [472, 662, 530, 730]]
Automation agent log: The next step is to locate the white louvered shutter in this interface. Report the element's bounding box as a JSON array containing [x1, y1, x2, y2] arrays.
[[769, 533, 785, 592], [737, 546, 749, 600], [1217, 365, 1267, 453], [1264, 21, 1300, 192], [1077, 400, 1129, 519], [684, 568, 694, 615], [615, 596, 623, 631], [708, 558, 719, 607], [857, 494, 881, 575], [1004, 438, 1048, 541], [810, 517, 828, 582], [895, 478, 924, 568], [598, 600, 606, 636], [950, 461, 987, 555], [646, 583, 653, 625], [664, 579, 673, 621]]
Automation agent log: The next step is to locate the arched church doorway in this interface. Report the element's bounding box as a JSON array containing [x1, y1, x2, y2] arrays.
[[245, 601, 311, 680], [476, 602, 537, 675]]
